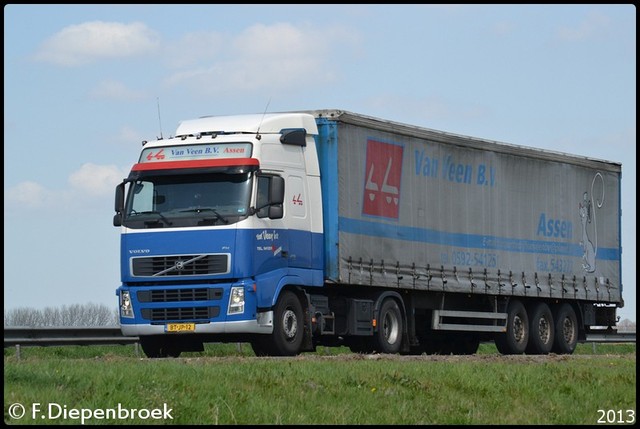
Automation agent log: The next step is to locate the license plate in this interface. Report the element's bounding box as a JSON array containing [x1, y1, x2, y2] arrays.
[[165, 323, 196, 332]]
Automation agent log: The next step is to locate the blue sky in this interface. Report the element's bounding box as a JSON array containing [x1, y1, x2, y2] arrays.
[[4, 4, 636, 322]]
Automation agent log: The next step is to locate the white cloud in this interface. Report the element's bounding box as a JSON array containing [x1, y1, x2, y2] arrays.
[[163, 22, 358, 95], [68, 163, 129, 197], [33, 21, 160, 66], [555, 11, 611, 42], [89, 80, 148, 102], [4, 181, 52, 208], [5, 164, 129, 213], [164, 31, 227, 69], [233, 22, 314, 59]]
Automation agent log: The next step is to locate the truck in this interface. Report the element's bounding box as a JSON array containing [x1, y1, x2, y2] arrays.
[[113, 109, 623, 358]]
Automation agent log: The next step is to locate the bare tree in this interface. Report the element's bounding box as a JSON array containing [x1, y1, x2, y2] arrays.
[[617, 318, 636, 332], [42, 306, 61, 326], [4, 307, 42, 327], [4, 303, 119, 327]]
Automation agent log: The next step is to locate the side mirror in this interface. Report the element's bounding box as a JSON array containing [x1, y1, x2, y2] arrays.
[[268, 205, 283, 220], [270, 176, 285, 205], [253, 174, 285, 218], [280, 128, 307, 146], [114, 182, 125, 227], [267, 176, 284, 219]]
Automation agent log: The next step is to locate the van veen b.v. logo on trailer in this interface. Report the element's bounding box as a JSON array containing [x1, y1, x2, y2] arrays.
[[362, 139, 404, 219]]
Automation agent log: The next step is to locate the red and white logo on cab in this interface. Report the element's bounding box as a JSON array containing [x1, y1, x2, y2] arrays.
[[362, 139, 404, 219]]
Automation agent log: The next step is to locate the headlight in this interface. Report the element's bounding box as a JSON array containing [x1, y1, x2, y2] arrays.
[[228, 286, 245, 315], [120, 290, 134, 318]]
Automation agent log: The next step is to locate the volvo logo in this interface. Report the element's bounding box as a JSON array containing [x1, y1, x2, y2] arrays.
[[129, 249, 151, 254], [175, 260, 185, 271]]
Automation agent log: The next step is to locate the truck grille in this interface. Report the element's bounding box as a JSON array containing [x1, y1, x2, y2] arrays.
[[131, 254, 229, 277], [137, 288, 223, 303], [141, 306, 220, 322]]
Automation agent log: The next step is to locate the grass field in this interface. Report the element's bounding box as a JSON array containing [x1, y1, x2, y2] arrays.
[[4, 343, 636, 425]]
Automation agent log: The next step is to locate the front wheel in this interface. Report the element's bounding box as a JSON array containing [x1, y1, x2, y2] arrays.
[[250, 338, 272, 357], [270, 290, 304, 356], [139, 336, 181, 358], [374, 298, 403, 354]]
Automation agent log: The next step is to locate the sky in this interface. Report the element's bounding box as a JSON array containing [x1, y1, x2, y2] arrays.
[[4, 4, 636, 323]]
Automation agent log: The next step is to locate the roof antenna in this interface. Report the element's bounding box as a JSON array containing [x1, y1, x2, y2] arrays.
[[255, 98, 271, 140], [156, 97, 164, 140]]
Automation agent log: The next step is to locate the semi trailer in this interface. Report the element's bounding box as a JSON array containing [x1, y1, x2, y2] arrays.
[[113, 109, 623, 358]]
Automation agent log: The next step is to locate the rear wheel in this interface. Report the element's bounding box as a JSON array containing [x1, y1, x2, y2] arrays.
[[552, 303, 578, 354], [526, 302, 554, 355], [495, 300, 529, 355], [374, 299, 403, 354]]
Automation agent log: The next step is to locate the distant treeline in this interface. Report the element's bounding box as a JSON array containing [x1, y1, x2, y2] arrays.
[[4, 303, 118, 327]]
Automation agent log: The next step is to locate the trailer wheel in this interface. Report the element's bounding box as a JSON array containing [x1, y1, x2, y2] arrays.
[[552, 303, 578, 354], [526, 302, 554, 355], [139, 336, 181, 358], [374, 299, 403, 354], [452, 334, 481, 355], [495, 300, 529, 355], [270, 290, 304, 356]]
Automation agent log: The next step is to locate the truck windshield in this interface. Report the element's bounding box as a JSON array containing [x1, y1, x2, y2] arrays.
[[123, 172, 252, 229]]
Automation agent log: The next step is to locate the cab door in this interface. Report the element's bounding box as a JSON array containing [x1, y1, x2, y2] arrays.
[[285, 174, 312, 269]]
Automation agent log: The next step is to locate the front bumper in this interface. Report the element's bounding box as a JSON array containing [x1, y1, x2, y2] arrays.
[[120, 310, 273, 336]]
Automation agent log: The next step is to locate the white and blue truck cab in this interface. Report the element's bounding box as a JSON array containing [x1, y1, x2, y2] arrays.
[[115, 110, 623, 358], [114, 112, 325, 357]]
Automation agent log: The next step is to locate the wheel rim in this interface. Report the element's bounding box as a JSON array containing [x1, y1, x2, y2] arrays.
[[282, 309, 298, 340], [383, 311, 399, 345], [538, 316, 551, 344], [513, 315, 526, 344], [562, 317, 575, 345]]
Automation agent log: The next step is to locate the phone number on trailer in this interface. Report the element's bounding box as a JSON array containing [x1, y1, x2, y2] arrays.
[[449, 251, 498, 268]]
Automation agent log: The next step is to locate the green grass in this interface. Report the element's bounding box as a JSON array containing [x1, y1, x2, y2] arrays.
[[4, 343, 636, 425], [4, 341, 635, 359]]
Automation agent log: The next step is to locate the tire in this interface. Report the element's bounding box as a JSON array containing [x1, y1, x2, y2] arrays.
[[495, 300, 529, 355], [552, 303, 578, 354], [270, 290, 304, 356], [526, 302, 554, 355], [374, 299, 403, 354], [139, 336, 182, 358], [250, 338, 273, 357], [451, 334, 481, 355]]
